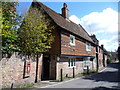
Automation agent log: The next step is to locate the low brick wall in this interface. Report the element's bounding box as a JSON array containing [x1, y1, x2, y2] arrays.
[[0, 60, 2, 89], [1, 53, 42, 88], [56, 57, 97, 80]]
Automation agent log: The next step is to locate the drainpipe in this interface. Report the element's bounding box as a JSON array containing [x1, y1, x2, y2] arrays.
[[35, 53, 39, 83], [96, 45, 99, 71], [101, 45, 105, 67]]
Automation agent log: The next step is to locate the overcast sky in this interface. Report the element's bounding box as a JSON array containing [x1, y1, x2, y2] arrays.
[[17, 0, 119, 52]]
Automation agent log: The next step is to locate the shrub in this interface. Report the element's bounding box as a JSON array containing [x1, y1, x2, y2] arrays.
[[107, 59, 112, 64], [90, 70, 97, 73]]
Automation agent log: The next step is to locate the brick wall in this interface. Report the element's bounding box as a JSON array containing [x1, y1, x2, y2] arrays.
[[49, 29, 60, 55], [49, 28, 60, 80], [1, 53, 42, 88], [55, 30, 97, 80], [56, 57, 97, 80], [49, 55, 57, 80], [61, 31, 96, 57], [56, 59, 84, 80], [0, 59, 2, 89]]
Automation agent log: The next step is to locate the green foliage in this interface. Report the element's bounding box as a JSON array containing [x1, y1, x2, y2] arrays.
[[18, 6, 55, 55], [16, 83, 35, 88], [0, 7, 2, 35], [107, 59, 113, 64], [1, 2, 20, 57], [16, 81, 49, 88], [81, 70, 97, 75], [75, 73, 82, 77], [81, 72, 88, 75], [90, 70, 97, 73]]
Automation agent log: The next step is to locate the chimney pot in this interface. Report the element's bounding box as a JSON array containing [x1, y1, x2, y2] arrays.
[[63, 3, 67, 8]]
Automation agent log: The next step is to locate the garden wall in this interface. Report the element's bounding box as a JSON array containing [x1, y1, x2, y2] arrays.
[[1, 53, 42, 88]]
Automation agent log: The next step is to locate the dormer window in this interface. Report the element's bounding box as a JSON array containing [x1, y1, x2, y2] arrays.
[[70, 34, 75, 46], [86, 42, 91, 51]]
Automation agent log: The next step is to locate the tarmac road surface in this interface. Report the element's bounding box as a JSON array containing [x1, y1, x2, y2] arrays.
[[40, 62, 120, 89]]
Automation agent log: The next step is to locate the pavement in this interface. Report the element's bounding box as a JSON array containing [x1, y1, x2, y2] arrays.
[[33, 62, 120, 89]]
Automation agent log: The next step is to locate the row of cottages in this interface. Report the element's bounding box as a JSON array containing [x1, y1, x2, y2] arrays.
[[90, 35, 108, 70], [21, 1, 107, 81]]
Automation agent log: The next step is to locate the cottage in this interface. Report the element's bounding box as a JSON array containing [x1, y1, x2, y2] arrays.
[[1, 0, 108, 88], [28, 1, 97, 80], [90, 35, 107, 70]]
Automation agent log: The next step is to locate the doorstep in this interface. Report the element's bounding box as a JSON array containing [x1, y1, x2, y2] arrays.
[[32, 80, 60, 88]]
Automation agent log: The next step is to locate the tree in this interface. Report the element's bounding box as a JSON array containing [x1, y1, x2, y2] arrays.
[[19, 7, 54, 55], [18, 6, 55, 82], [1, 1, 20, 57]]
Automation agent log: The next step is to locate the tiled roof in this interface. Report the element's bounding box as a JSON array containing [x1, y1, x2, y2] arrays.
[[32, 0, 94, 43]]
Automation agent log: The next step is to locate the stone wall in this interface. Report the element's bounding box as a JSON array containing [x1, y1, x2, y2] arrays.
[[56, 57, 97, 80], [1, 53, 42, 88], [0, 58, 2, 89]]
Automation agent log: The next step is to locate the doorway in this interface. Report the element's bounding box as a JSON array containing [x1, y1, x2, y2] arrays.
[[42, 54, 50, 80]]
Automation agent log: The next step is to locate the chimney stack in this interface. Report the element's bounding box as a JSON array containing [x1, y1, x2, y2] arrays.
[[61, 3, 69, 18], [101, 45, 104, 49]]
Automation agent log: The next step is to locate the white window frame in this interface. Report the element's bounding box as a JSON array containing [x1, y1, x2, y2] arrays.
[[70, 34, 75, 46], [68, 58, 76, 67], [86, 42, 91, 51]]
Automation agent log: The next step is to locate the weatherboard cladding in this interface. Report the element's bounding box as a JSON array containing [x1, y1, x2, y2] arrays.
[[33, 0, 94, 43]]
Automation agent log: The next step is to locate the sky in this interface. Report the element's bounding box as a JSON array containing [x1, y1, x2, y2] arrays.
[[17, 0, 119, 52]]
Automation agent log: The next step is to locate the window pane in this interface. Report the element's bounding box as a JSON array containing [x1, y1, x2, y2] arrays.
[[86, 42, 91, 51], [71, 37, 73, 43], [68, 58, 76, 67], [71, 59, 73, 66], [88, 44, 89, 48], [68, 59, 70, 67], [74, 59, 76, 66], [70, 35, 75, 45]]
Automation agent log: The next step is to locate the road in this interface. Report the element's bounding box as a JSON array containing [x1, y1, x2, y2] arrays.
[[41, 62, 120, 89]]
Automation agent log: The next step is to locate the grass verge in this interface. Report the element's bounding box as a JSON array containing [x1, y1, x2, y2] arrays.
[[16, 81, 49, 88], [16, 83, 35, 88]]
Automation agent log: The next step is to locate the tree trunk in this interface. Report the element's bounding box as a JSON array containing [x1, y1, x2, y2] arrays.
[[35, 53, 39, 83]]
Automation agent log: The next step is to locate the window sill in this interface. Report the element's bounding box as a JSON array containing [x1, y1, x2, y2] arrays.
[[70, 43, 75, 46], [83, 66, 90, 69], [86, 49, 91, 52]]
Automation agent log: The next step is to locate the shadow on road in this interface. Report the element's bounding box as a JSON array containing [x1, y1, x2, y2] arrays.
[[83, 62, 120, 83], [108, 62, 120, 70], [91, 86, 119, 90]]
